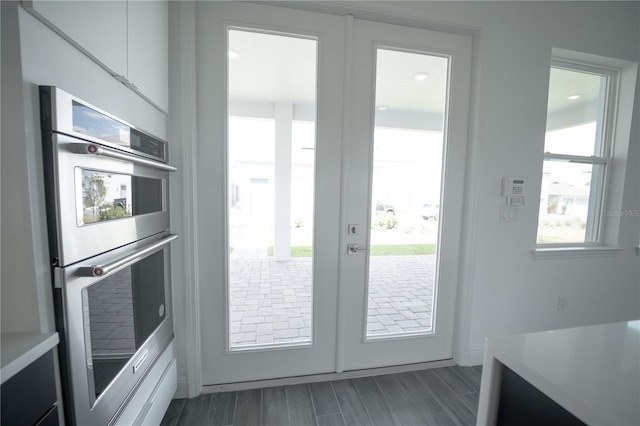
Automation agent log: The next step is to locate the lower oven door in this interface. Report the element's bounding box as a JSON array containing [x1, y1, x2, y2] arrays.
[[54, 232, 177, 426]]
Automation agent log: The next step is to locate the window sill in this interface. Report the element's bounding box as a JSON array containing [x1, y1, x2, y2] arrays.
[[532, 246, 624, 260]]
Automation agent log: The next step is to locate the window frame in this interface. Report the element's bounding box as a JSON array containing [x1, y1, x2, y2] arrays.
[[536, 59, 620, 248]]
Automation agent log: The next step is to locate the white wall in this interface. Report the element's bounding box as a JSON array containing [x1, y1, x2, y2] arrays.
[[384, 1, 639, 362], [1, 1, 42, 333]]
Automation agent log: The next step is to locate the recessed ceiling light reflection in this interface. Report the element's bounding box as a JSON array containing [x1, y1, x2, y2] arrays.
[[414, 73, 428, 81], [377, 106, 389, 111], [568, 94, 580, 100], [228, 50, 239, 59]]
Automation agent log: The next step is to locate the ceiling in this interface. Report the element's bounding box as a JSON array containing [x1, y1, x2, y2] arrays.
[[228, 30, 600, 125], [228, 30, 448, 115], [228, 30, 317, 106], [546, 67, 604, 114]]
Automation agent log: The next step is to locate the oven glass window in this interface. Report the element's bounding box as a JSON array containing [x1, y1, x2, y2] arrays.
[[80, 169, 163, 224], [84, 251, 166, 398]]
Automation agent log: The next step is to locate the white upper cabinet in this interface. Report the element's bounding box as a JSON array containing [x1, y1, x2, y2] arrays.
[[128, 1, 168, 111], [25, 1, 128, 77], [24, 0, 168, 111]]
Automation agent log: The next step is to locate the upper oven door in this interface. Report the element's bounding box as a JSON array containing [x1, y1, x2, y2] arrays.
[[50, 133, 173, 266]]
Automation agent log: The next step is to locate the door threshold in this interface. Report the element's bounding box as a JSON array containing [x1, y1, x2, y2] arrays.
[[201, 358, 456, 393]]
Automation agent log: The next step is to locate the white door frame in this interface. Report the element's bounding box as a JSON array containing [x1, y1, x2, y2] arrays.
[[174, 2, 481, 396], [168, 0, 202, 398]]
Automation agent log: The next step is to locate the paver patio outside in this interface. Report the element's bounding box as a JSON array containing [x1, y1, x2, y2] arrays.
[[229, 250, 436, 347]]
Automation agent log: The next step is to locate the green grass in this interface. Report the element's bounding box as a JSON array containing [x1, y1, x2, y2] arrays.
[[267, 246, 313, 257], [370, 244, 436, 256], [268, 244, 436, 257]]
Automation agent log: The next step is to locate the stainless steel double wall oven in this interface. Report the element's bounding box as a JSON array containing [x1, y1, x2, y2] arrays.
[[39, 86, 177, 425]]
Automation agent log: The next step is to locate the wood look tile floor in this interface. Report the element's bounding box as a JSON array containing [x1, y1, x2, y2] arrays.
[[161, 365, 482, 426]]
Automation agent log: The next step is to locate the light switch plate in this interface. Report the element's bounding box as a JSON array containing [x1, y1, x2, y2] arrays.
[[500, 207, 519, 222], [507, 195, 524, 206]]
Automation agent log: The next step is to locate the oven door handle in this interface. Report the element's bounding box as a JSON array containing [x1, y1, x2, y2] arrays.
[[87, 233, 179, 277], [72, 142, 178, 172]]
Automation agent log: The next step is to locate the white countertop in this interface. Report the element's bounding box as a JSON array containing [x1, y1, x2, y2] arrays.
[[1, 332, 59, 384], [478, 321, 640, 425]]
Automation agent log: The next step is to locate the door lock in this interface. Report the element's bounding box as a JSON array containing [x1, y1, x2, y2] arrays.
[[348, 224, 359, 235]]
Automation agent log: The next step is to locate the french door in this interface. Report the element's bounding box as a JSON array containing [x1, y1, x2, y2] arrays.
[[340, 19, 471, 370], [197, 2, 471, 385], [197, 2, 345, 385]]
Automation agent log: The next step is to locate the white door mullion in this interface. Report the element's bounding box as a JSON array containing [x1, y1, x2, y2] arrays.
[[335, 13, 355, 375]]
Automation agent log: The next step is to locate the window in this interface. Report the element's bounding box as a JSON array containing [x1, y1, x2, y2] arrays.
[[536, 60, 618, 246]]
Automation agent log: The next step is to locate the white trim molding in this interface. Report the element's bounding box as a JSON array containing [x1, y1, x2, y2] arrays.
[[174, 377, 189, 400], [466, 347, 485, 367], [181, 1, 203, 399], [452, 24, 483, 371], [202, 359, 456, 393], [169, 0, 202, 399]]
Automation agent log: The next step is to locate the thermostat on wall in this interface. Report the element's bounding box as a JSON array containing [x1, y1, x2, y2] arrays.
[[502, 177, 525, 207], [502, 177, 525, 196]]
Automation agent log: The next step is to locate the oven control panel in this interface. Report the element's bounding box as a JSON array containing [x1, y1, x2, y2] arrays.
[[44, 91, 170, 163], [130, 131, 166, 160], [70, 99, 168, 162]]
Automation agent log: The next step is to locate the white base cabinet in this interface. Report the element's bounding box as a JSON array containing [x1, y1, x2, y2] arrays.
[[477, 321, 640, 425], [114, 339, 177, 426]]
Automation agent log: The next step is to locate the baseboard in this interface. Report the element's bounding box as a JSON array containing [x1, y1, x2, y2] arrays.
[[201, 359, 456, 393], [468, 347, 484, 366], [172, 355, 482, 397], [173, 377, 189, 399]]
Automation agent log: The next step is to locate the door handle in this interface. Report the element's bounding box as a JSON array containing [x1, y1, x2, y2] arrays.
[[85, 233, 178, 277], [347, 244, 370, 255], [70, 142, 178, 172]]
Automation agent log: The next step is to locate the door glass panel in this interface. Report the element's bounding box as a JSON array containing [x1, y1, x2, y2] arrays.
[[367, 48, 448, 338], [227, 30, 317, 349]]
